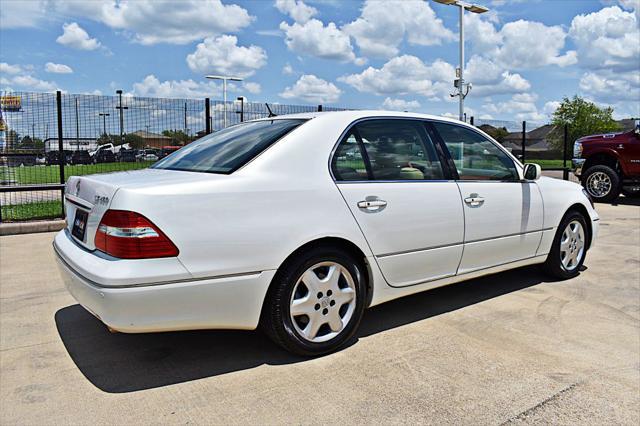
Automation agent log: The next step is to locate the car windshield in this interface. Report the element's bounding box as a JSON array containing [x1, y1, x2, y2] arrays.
[[152, 119, 306, 174]]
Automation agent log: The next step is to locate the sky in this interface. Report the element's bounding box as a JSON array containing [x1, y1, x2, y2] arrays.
[[0, 0, 639, 124]]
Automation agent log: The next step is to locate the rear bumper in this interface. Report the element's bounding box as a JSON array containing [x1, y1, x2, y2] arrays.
[[572, 158, 585, 177], [54, 232, 275, 333]]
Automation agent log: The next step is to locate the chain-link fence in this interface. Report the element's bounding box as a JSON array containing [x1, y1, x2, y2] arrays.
[[0, 91, 345, 221]]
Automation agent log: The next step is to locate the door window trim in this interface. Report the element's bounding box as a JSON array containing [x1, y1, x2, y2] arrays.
[[427, 119, 523, 183], [329, 116, 457, 183]]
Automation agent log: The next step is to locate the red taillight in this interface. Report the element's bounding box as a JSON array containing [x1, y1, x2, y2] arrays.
[[94, 210, 179, 259]]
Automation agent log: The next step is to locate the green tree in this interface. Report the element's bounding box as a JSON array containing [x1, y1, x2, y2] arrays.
[[124, 133, 145, 149], [549, 96, 620, 151], [97, 133, 116, 145], [162, 130, 191, 145]]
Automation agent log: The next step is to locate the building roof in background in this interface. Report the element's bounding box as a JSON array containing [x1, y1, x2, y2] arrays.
[[131, 130, 171, 140]]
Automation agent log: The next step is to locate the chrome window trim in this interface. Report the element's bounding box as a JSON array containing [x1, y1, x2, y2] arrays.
[[329, 116, 452, 183], [329, 116, 524, 183]]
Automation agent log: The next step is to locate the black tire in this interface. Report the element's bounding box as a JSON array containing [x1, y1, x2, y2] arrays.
[[582, 165, 620, 203], [543, 210, 589, 279], [262, 245, 367, 356]]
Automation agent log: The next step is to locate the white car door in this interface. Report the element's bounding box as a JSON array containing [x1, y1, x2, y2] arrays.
[[431, 121, 544, 274], [333, 119, 464, 287]]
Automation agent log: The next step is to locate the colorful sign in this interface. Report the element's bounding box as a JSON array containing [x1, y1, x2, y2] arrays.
[[0, 95, 22, 111]]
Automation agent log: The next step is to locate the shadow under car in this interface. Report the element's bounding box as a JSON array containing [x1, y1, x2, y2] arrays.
[[55, 265, 556, 393]]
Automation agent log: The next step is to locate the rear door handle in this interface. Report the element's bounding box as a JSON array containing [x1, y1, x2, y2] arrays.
[[357, 199, 387, 210], [464, 195, 485, 207]]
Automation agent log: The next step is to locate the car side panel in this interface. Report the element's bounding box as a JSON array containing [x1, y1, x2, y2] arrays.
[[534, 177, 599, 256]]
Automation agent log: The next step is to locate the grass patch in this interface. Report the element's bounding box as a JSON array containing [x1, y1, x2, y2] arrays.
[[1, 200, 63, 221], [1, 161, 154, 185], [527, 159, 567, 169]]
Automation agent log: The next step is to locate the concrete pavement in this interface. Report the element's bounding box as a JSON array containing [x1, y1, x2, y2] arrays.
[[0, 202, 638, 425]]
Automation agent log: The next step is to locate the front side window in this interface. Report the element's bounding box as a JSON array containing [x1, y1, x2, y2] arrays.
[[153, 119, 305, 174], [332, 119, 444, 181], [433, 122, 518, 181]]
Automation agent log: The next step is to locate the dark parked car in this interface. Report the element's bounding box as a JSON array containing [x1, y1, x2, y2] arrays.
[[45, 150, 73, 165], [117, 149, 137, 162], [160, 145, 180, 159], [70, 150, 92, 165], [7, 154, 37, 167], [93, 150, 116, 164]]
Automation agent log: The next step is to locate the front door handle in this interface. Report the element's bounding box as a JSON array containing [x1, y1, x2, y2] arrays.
[[464, 194, 485, 207], [357, 199, 387, 210]]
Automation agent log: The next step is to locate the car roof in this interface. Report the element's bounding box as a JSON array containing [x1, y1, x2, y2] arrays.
[[252, 110, 468, 126]]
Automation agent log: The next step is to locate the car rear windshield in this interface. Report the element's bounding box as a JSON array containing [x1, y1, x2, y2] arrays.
[[152, 119, 306, 174]]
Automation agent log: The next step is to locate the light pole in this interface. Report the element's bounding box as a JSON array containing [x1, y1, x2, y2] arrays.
[[433, 0, 489, 121], [205, 75, 243, 128], [115, 90, 128, 144], [98, 113, 110, 136]]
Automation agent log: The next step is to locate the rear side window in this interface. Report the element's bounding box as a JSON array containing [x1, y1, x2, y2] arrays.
[[153, 119, 305, 174], [433, 122, 518, 181], [332, 119, 445, 181]]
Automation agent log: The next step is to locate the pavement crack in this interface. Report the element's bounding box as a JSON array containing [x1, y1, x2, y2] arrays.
[[500, 382, 582, 424]]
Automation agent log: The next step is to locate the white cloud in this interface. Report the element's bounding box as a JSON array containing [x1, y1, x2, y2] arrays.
[[45, 62, 73, 74], [543, 101, 561, 116], [483, 93, 548, 121], [344, 0, 455, 59], [186, 35, 267, 78], [0, 0, 46, 29], [579, 70, 640, 103], [56, 0, 254, 45], [279, 74, 341, 104], [465, 55, 531, 96], [280, 19, 363, 64], [275, 0, 318, 23], [569, 6, 639, 72], [282, 63, 294, 75], [56, 22, 101, 50], [7, 75, 57, 91], [339, 55, 454, 99], [493, 20, 577, 69], [243, 82, 262, 94], [132, 74, 220, 99], [0, 63, 22, 75], [381, 98, 421, 111]]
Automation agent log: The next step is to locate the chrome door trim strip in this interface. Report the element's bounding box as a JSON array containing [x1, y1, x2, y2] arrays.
[[376, 228, 553, 258]]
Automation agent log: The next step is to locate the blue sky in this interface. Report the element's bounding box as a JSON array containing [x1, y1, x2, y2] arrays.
[[1, 0, 639, 123]]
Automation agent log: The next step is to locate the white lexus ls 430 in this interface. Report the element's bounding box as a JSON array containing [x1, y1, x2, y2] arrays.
[[54, 111, 599, 355]]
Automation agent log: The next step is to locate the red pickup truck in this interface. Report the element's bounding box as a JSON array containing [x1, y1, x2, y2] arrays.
[[573, 122, 640, 202]]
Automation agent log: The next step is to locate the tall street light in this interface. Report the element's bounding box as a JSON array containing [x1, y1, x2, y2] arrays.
[[98, 113, 110, 136], [433, 0, 489, 121], [205, 75, 243, 129]]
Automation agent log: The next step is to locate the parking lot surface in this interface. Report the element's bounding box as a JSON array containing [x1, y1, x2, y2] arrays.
[[1, 201, 639, 425]]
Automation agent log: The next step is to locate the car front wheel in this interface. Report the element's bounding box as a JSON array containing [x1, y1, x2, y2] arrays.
[[262, 245, 366, 356], [543, 210, 588, 279]]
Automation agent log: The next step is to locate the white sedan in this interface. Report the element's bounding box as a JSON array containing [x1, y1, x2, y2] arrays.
[[54, 111, 599, 355]]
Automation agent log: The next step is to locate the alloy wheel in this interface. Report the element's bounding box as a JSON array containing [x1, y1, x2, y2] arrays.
[[586, 171, 612, 198], [289, 261, 356, 343], [560, 220, 585, 271]]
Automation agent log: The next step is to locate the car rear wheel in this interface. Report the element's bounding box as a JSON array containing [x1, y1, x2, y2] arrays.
[[543, 210, 588, 279], [262, 245, 366, 356], [582, 165, 620, 203]]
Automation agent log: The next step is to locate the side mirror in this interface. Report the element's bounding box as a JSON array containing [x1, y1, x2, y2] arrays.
[[523, 163, 541, 181]]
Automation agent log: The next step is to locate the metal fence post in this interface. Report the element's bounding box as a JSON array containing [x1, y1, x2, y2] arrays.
[[56, 90, 65, 217], [470, 116, 474, 126], [563, 123, 569, 180], [521, 120, 526, 163], [205, 98, 211, 135]]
